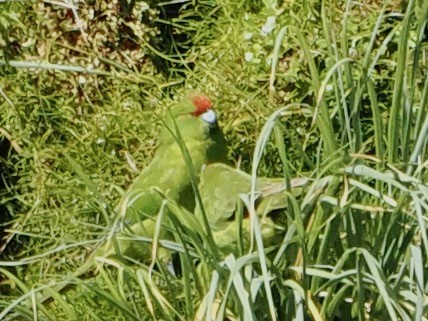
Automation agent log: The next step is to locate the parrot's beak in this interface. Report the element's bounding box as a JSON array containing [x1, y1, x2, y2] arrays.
[[201, 109, 218, 128]]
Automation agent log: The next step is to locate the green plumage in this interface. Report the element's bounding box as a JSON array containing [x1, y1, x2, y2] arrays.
[[196, 163, 308, 251], [101, 94, 308, 261], [111, 93, 228, 260], [123, 108, 227, 221]]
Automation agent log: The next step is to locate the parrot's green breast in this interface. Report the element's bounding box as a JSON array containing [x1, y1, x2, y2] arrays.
[[122, 113, 227, 222]]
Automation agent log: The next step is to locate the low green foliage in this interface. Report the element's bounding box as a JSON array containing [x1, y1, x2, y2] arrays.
[[1, 0, 427, 320]]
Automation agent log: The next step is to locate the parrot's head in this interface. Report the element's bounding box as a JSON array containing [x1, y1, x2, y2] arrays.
[[160, 93, 227, 160], [152, 92, 228, 211], [169, 92, 218, 131]]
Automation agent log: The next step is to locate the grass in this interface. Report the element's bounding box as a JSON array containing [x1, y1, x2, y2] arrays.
[[1, 0, 427, 320]]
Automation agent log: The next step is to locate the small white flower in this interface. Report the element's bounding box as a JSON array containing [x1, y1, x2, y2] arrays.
[[261, 16, 276, 35], [245, 52, 254, 62], [96, 138, 105, 144], [243, 31, 253, 40], [78, 75, 86, 84]]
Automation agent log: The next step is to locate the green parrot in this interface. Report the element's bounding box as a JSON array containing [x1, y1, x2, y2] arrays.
[[40, 93, 227, 303], [195, 163, 309, 252], [108, 92, 228, 260]]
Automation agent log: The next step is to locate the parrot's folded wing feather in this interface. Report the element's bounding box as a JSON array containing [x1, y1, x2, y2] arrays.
[[197, 163, 254, 226], [197, 163, 309, 251]]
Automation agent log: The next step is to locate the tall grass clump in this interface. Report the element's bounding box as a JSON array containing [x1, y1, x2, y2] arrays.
[[1, 0, 427, 320]]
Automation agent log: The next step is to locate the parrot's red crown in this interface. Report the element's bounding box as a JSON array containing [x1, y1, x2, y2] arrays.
[[190, 94, 212, 116]]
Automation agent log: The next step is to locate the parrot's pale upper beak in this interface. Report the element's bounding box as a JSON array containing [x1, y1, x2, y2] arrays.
[[201, 109, 218, 128]]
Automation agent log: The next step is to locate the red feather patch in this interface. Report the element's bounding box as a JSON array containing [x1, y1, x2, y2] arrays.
[[190, 93, 212, 116]]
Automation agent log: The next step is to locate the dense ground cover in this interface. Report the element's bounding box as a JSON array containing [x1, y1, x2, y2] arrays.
[[0, 0, 427, 320]]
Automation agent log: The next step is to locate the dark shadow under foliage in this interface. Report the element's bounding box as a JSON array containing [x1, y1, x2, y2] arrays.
[[0, 138, 18, 258]]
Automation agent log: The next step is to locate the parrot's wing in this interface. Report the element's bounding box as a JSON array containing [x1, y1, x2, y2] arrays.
[[198, 163, 309, 223], [197, 163, 253, 228], [197, 163, 309, 251]]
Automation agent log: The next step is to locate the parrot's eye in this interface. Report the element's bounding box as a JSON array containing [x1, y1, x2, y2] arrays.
[[201, 109, 217, 125]]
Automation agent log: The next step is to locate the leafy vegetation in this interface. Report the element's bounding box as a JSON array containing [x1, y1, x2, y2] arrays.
[[1, 0, 427, 320]]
